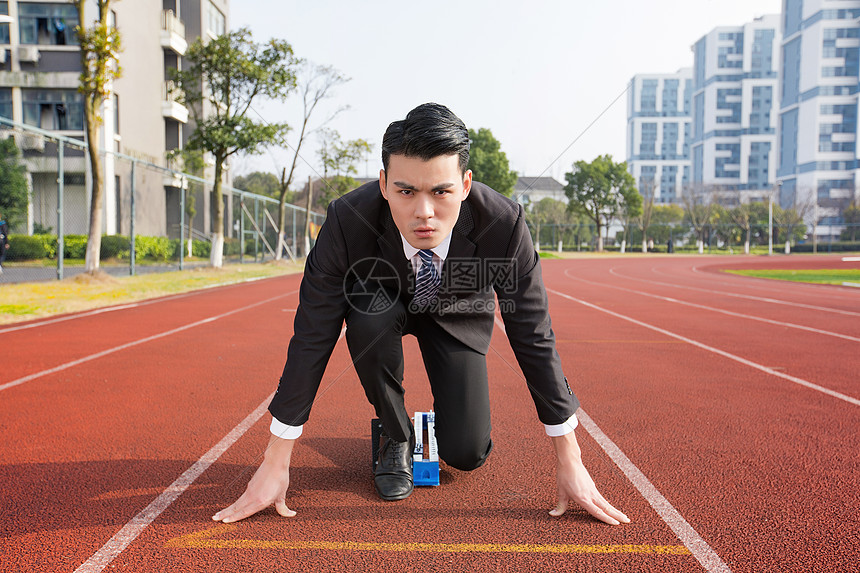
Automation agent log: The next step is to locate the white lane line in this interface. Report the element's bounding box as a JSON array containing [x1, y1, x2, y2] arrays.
[[73, 392, 274, 573], [0, 291, 296, 392], [0, 274, 285, 335], [491, 315, 731, 572], [577, 410, 731, 573], [607, 268, 860, 317], [566, 269, 860, 343], [548, 288, 860, 408]]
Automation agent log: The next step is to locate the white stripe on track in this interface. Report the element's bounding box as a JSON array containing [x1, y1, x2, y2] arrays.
[[0, 291, 295, 392], [564, 269, 860, 343], [576, 410, 732, 573], [492, 315, 731, 572], [547, 288, 860, 407], [73, 393, 274, 573], [607, 267, 860, 317]]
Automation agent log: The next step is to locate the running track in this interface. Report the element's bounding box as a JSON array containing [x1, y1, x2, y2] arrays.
[[1, 255, 857, 572]]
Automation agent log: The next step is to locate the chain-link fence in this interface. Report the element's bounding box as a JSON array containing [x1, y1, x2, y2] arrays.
[[0, 117, 325, 284]]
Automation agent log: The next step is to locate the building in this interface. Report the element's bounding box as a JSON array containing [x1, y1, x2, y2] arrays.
[[0, 0, 229, 237], [690, 14, 782, 205], [513, 176, 566, 207], [777, 0, 860, 239], [626, 68, 693, 204]]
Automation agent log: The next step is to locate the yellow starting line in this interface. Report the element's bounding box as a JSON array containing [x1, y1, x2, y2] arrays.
[[165, 525, 691, 556]]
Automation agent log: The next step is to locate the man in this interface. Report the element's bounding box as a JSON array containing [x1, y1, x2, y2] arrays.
[[0, 211, 8, 273], [213, 103, 628, 526]]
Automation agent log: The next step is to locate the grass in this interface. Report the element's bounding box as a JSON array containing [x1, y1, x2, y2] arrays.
[[724, 268, 860, 285], [0, 261, 304, 325]]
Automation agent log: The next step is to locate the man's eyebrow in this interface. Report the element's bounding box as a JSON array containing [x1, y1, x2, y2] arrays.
[[393, 181, 417, 190], [392, 181, 456, 191]]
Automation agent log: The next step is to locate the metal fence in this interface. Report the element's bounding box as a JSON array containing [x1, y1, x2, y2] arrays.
[[0, 117, 325, 283]]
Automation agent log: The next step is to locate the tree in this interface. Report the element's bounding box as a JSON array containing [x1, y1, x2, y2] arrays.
[[774, 195, 814, 253], [0, 138, 29, 230], [233, 171, 281, 199], [564, 155, 637, 251], [636, 180, 657, 253], [274, 62, 348, 260], [649, 204, 685, 246], [841, 196, 860, 241], [727, 200, 755, 254], [467, 128, 518, 197], [681, 184, 717, 253], [529, 197, 569, 250], [315, 129, 372, 208], [75, 0, 122, 272], [170, 28, 298, 267], [616, 184, 643, 252]]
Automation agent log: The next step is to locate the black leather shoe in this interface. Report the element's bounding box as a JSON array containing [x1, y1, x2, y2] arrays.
[[374, 435, 413, 501]]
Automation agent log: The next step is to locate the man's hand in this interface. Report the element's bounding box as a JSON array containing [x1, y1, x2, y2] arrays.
[[212, 434, 297, 523], [549, 431, 630, 526]]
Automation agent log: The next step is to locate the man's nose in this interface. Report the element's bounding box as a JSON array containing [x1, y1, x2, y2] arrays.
[[414, 195, 434, 219]]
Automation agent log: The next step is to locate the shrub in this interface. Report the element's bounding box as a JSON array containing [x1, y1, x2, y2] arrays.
[[134, 236, 174, 261], [64, 235, 88, 259], [5, 235, 47, 260], [191, 239, 211, 258], [100, 235, 131, 259], [223, 237, 241, 256]]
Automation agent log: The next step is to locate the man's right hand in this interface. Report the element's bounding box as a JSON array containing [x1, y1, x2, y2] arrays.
[[212, 434, 296, 523]]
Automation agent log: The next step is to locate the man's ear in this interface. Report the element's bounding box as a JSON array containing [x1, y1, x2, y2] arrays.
[[379, 168, 389, 200], [462, 169, 473, 200]]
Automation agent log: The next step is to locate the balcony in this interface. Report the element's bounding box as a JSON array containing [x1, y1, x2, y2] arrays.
[[162, 80, 189, 123], [160, 10, 187, 55]]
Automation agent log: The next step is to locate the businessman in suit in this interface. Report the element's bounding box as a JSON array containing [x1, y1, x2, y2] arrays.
[[213, 103, 628, 526]]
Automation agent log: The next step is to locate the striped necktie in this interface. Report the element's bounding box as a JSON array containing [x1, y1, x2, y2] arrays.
[[413, 249, 441, 306]]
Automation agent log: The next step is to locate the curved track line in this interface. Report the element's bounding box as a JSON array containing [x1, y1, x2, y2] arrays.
[[0, 291, 296, 392], [564, 269, 860, 343], [686, 264, 860, 300], [492, 316, 731, 572], [606, 268, 860, 317], [547, 288, 860, 408], [72, 393, 275, 573]]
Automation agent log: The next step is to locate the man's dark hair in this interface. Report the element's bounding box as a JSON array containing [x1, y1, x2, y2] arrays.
[[381, 103, 470, 174]]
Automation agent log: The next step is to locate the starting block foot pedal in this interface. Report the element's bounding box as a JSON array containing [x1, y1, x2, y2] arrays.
[[370, 413, 440, 486]]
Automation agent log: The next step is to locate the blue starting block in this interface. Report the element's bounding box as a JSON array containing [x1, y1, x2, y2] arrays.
[[412, 411, 440, 486], [371, 412, 440, 487]]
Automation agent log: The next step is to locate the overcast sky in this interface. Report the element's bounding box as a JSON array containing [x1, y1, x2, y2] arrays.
[[231, 0, 782, 185]]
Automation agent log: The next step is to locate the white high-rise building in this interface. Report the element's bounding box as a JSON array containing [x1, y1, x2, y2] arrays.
[[777, 0, 860, 239], [626, 68, 693, 204], [691, 15, 782, 204]]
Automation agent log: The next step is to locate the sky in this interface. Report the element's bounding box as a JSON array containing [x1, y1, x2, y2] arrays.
[[231, 0, 782, 185]]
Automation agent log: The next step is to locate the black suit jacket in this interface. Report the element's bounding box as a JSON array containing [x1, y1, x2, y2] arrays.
[[269, 181, 579, 427]]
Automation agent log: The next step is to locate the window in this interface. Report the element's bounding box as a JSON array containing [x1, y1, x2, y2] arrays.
[[0, 2, 9, 44], [19, 3, 79, 45], [208, 1, 225, 36], [0, 88, 11, 119], [22, 89, 84, 131], [640, 80, 657, 112]]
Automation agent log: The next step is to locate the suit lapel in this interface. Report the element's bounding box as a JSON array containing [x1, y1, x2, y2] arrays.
[[376, 206, 414, 298]]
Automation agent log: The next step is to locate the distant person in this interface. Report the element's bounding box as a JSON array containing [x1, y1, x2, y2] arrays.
[[667, 238, 674, 254], [0, 211, 8, 273], [213, 103, 629, 526]]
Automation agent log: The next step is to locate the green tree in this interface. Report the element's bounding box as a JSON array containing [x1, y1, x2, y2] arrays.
[[170, 28, 298, 267], [233, 171, 281, 199], [467, 128, 518, 197], [649, 204, 685, 246], [564, 154, 637, 251], [616, 183, 643, 252], [841, 197, 859, 241], [681, 185, 717, 253], [528, 197, 569, 250], [315, 129, 372, 207], [636, 179, 657, 253], [75, 0, 122, 272], [0, 138, 29, 230]]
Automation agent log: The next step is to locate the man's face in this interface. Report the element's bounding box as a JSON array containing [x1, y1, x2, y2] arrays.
[[379, 154, 472, 250]]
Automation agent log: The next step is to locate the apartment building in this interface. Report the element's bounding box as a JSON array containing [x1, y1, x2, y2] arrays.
[[0, 0, 229, 237], [777, 0, 860, 238], [690, 14, 782, 204], [626, 68, 693, 204]]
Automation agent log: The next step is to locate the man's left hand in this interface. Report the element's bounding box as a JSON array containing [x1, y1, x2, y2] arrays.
[[549, 431, 630, 525]]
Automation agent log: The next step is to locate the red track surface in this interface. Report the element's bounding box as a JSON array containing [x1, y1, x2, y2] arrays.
[[1, 255, 858, 572]]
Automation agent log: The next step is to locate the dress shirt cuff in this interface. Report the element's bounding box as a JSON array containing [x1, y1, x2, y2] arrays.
[[544, 414, 578, 437], [270, 417, 303, 440]]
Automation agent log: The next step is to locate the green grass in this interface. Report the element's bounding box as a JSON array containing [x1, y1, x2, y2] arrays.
[[0, 261, 303, 325], [724, 268, 860, 285]]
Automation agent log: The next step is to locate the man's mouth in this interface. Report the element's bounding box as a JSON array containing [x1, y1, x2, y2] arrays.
[[414, 227, 435, 238]]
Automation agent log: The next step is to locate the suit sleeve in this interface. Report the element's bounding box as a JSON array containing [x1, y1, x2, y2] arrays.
[[268, 200, 352, 426], [496, 205, 580, 425]]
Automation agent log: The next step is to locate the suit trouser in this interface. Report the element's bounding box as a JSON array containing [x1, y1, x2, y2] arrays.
[[345, 285, 492, 471]]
